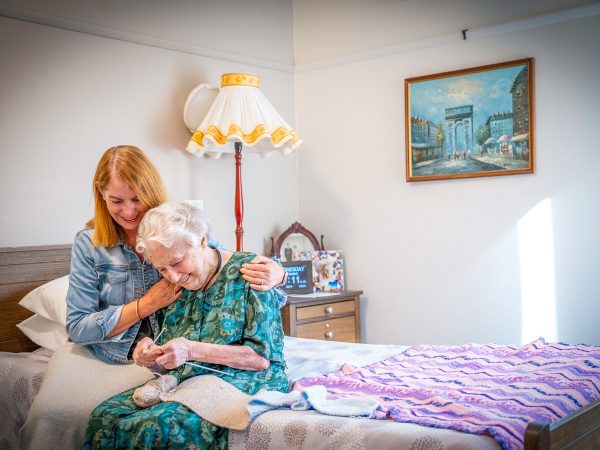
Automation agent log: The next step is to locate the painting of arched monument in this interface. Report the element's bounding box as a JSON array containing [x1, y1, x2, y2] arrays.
[[405, 58, 534, 182]]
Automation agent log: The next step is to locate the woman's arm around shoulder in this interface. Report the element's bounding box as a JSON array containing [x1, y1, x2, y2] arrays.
[[210, 235, 287, 306], [240, 255, 288, 307]]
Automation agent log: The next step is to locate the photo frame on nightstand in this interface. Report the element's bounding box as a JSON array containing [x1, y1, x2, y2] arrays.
[[296, 250, 345, 292]]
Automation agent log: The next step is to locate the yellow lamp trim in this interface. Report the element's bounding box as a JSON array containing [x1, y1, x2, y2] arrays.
[[221, 73, 260, 88], [191, 123, 301, 148]]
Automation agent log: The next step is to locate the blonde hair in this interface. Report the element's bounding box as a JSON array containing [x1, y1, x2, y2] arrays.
[[87, 145, 168, 247]]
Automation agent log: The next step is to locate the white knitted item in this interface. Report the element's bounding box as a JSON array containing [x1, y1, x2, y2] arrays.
[[160, 375, 250, 430], [160, 375, 252, 430], [133, 374, 178, 408], [247, 385, 380, 418], [156, 375, 380, 430]]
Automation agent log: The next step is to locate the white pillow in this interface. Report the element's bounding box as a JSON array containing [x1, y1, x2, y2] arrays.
[[16, 314, 69, 352], [18, 275, 69, 325]]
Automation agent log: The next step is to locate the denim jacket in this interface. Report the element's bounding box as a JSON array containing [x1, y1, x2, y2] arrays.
[[66, 228, 287, 365]]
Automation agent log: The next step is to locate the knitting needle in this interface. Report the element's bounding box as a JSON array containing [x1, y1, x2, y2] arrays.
[[142, 328, 166, 358], [152, 327, 166, 345], [185, 361, 232, 376]]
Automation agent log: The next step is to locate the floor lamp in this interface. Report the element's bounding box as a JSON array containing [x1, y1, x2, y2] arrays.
[[184, 73, 303, 251]]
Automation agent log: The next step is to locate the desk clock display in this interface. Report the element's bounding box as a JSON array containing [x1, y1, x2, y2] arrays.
[[281, 261, 313, 294]]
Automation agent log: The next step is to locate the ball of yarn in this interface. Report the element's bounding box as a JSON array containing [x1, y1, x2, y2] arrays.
[[133, 374, 178, 408]]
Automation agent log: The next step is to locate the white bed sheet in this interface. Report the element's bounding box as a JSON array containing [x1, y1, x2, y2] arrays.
[[283, 336, 410, 388]]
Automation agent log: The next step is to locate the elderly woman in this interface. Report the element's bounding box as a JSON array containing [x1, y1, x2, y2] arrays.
[[83, 201, 287, 449]]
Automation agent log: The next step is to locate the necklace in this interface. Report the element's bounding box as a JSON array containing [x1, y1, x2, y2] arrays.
[[200, 247, 221, 292]]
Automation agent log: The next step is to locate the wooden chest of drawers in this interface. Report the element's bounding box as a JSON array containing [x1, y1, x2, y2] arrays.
[[281, 290, 362, 343]]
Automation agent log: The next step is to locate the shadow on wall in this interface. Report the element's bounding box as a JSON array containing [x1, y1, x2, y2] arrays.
[[517, 198, 557, 344]]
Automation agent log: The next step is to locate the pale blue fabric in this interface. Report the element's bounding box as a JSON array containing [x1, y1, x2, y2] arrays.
[[247, 385, 380, 419]]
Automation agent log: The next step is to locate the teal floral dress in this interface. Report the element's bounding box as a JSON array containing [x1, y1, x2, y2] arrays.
[[83, 252, 288, 449]]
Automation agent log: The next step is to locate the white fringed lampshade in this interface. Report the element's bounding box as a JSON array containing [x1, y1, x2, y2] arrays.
[[186, 73, 303, 158]]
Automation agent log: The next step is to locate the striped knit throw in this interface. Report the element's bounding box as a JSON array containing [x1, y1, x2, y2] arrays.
[[294, 338, 600, 450]]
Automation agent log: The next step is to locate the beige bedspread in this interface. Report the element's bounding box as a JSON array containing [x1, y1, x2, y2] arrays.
[[19, 343, 153, 450], [228, 409, 500, 450], [0, 349, 51, 450]]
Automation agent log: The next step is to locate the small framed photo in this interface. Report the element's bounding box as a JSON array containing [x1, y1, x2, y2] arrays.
[[307, 250, 345, 292], [405, 58, 535, 182]]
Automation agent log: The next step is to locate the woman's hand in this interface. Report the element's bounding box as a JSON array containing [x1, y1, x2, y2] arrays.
[[145, 278, 184, 311], [241, 255, 286, 291], [132, 337, 163, 367], [154, 337, 191, 369]]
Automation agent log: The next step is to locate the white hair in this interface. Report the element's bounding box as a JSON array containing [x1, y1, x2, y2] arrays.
[[136, 201, 214, 257]]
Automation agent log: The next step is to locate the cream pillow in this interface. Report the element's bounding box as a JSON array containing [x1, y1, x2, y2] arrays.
[[18, 275, 69, 325], [16, 314, 69, 352]]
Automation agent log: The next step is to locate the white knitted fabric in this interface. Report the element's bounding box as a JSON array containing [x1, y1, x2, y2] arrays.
[[159, 375, 380, 431], [247, 384, 380, 418], [160, 375, 252, 430]]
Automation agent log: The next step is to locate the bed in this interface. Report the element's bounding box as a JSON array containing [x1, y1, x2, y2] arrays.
[[1, 244, 599, 450]]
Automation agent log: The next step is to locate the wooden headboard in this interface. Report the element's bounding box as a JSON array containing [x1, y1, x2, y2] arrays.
[[0, 244, 72, 352]]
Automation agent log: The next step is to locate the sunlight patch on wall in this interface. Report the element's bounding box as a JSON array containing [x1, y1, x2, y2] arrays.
[[518, 199, 557, 343]]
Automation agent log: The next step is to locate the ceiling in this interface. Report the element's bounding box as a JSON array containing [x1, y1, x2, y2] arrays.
[[1, 0, 597, 67], [293, 0, 599, 64]]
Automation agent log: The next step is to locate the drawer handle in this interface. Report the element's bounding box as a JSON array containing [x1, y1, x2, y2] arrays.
[[325, 306, 334, 314], [325, 323, 331, 328], [325, 331, 334, 339]]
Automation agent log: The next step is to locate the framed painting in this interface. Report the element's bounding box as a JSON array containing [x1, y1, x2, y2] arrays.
[[405, 58, 535, 182]]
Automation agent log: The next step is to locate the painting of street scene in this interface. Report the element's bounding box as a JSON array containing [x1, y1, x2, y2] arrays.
[[405, 58, 534, 181]]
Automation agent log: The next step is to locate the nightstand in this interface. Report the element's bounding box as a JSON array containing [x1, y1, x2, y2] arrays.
[[281, 290, 362, 343]]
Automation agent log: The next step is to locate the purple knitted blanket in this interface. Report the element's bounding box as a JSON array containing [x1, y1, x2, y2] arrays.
[[293, 338, 600, 450]]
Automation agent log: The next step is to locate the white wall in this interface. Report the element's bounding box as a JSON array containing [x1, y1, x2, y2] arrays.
[[295, 13, 600, 346], [2, 1, 598, 347], [0, 2, 297, 254]]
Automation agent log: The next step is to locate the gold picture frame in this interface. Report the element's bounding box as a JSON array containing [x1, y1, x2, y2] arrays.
[[405, 58, 535, 182]]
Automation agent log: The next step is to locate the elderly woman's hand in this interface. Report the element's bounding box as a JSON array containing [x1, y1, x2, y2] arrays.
[[241, 255, 286, 291], [133, 336, 163, 367], [154, 337, 192, 369]]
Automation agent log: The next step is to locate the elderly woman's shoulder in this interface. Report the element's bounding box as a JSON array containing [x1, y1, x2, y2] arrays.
[[229, 251, 257, 266], [222, 252, 256, 283]]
